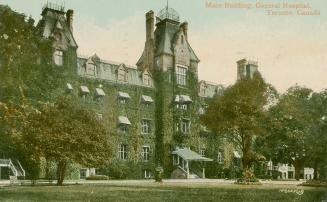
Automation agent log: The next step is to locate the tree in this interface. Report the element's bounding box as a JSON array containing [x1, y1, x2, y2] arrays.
[[201, 73, 272, 172], [305, 89, 327, 180], [0, 5, 63, 103], [24, 96, 112, 185], [262, 86, 314, 180]]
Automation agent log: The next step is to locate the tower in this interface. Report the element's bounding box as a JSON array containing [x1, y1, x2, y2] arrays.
[[237, 58, 258, 80], [37, 2, 78, 75], [137, 5, 201, 176]]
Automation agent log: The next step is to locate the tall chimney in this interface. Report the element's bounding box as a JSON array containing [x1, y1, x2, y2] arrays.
[[146, 10, 154, 41], [66, 9, 74, 33], [181, 21, 188, 40]]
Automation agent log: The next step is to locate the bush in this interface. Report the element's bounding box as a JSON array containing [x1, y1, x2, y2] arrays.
[[154, 166, 163, 182], [301, 180, 327, 187], [234, 169, 261, 185], [86, 175, 109, 180]]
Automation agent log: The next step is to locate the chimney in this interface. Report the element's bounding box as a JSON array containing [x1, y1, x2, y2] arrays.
[[180, 22, 188, 40], [145, 10, 154, 41], [66, 9, 74, 33]]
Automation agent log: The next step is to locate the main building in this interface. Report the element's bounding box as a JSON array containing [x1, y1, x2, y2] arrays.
[[35, 3, 257, 179]]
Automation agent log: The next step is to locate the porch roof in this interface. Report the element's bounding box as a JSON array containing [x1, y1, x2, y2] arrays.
[[172, 148, 213, 162]]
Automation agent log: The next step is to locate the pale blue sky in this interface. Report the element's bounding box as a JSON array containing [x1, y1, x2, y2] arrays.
[[1, 0, 327, 92]]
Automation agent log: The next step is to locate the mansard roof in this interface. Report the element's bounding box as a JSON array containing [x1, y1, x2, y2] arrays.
[[77, 55, 154, 88], [37, 8, 77, 48], [154, 19, 199, 62]]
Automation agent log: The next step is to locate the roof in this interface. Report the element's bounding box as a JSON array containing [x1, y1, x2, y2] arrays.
[[154, 20, 199, 62], [118, 116, 131, 125], [175, 95, 192, 103], [95, 88, 105, 97], [77, 56, 155, 88], [118, 91, 131, 99], [66, 83, 73, 90], [141, 95, 154, 103], [37, 9, 77, 48], [172, 148, 213, 162], [234, 151, 241, 158], [80, 86, 90, 94], [199, 80, 224, 98]]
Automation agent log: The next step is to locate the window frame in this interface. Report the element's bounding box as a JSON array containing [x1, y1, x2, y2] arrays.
[[86, 63, 97, 76], [144, 169, 152, 179], [54, 49, 63, 66], [200, 148, 205, 157], [118, 144, 128, 160], [141, 146, 150, 162], [181, 119, 191, 134], [141, 119, 151, 134], [176, 66, 187, 86]]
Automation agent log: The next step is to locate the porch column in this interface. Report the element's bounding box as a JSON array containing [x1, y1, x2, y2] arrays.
[[202, 167, 205, 179], [186, 160, 189, 179]]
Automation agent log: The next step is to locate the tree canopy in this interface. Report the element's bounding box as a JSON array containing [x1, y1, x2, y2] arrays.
[[201, 73, 274, 171]]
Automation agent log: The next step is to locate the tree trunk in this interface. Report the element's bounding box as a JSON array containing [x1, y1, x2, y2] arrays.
[[294, 159, 303, 181], [242, 134, 252, 172], [313, 159, 319, 180], [56, 160, 67, 186]]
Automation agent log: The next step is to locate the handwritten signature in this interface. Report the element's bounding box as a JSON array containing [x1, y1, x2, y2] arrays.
[[279, 189, 304, 195]]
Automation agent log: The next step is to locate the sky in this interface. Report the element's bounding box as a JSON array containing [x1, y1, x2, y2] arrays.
[[1, 0, 327, 93]]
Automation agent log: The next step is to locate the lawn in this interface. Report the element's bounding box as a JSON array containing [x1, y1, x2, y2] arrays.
[[0, 183, 326, 202]]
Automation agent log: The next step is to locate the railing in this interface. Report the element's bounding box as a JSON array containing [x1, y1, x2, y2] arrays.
[[17, 160, 25, 177], [8, 159, 18, 177]]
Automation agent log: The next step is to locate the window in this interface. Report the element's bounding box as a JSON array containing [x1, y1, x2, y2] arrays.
[[181, 119, 191, 134], [117, 65, 127, 82], [217, 152, 223, 164], [176, 66, 187, 85], [118, 144, 128, 160], [144, 170, 152, 179], [177, 104, 188, 110], [54, 50, 63, 66], [118, 92, 130, 104], [142, 146, 150, 161], [86, 63, 96, 76], [143, 73, 151, 86], [96, 113, 103, 121], [141, 119, 151, 134], [200, 148, 205, 157], [120, 125, 128, 133]]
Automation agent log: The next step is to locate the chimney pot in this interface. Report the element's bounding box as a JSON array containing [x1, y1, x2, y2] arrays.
[[66, 9, 74, 33]]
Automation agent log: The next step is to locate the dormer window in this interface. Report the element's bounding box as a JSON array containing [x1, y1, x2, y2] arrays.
[[143, 73, 151, 86], [117, 64, 128, 82], [86, 63, 96, 76], [54, 50, 63, 66], [200, 82, 207, 97]]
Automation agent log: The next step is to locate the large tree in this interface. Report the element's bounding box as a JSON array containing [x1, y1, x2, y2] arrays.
[[305, 89, 327, 180], [25, 96, 112, 185], [1, 96, 112, 185], [201, 73, 272, 171], [0, 4, 63, 103], [261, 86, 315, 180]]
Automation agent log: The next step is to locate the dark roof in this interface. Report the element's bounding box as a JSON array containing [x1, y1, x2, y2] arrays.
[[154, 19, 199, 62], [37, 9, 77, 48]]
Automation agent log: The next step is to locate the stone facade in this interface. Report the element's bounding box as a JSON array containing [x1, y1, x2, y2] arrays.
[[36, 5, 224, 179]]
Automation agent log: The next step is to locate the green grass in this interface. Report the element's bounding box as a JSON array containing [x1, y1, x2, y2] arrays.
[[0, 183, 326, 202]]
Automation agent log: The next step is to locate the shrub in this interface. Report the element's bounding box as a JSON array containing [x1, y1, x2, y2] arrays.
[[86, 175, 109, 180], [301, 180, 327, 187]]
